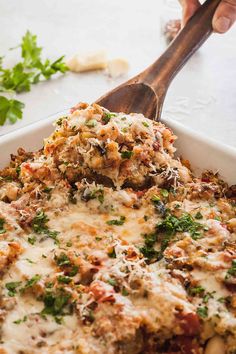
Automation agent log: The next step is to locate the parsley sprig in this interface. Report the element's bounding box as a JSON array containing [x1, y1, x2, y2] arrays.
[[0, 31, 68, 125], [140, 212, 206, 262], [31, 210, 59, 244]]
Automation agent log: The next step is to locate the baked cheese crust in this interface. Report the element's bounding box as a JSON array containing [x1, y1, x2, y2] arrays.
[[0, 103, 235, 354]]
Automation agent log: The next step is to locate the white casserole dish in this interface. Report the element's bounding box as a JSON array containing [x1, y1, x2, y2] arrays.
[[0, 110, 235, 185]]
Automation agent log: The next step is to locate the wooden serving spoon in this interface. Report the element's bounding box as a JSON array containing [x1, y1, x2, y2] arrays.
[[96, 0, 221, 121]]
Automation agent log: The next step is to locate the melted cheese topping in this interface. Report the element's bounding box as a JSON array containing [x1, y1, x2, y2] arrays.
[[0, 103, 235, 354]]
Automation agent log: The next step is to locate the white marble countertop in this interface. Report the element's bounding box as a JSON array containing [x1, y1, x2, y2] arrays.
[[0, 0, 236, 148]]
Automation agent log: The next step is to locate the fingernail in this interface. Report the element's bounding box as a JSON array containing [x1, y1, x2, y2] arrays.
[[214, 16, 231, 33]]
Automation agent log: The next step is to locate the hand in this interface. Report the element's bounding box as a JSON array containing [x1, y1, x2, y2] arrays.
[[179, 0, 236, 33]]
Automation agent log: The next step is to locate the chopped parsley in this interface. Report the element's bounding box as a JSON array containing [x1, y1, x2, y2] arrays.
[[225, 260, 236, 279], [55, 253, 71, 267], [28, 235, 36, 245], [197, 306, 208, 319], [121, 288, 129, 296], [5, 281, 22, 297], [20, 274, 41, 293], [15, 166, 21, 177], [189, 286, 205, 295], [31, 210, 59, 244], [57, 275, 72, 284], [106, 216, 126, 226], [140, 233, 160, 263], [102, 112, 116, 124], [67, 265, 79, 277], [142, 121, 149, 128], [13, 315, 27, 324], [85, 119, 97, 128], [107, 278, 117, 287], [0, 218, 6, 234], [157, 213, 204, 240], [41, 290, 73, 322], [121, 150, 133, 159], [194, 211, 203, 219], [203, 291, 215, 304], [160, 189, 169, 198], [81, 187, 104, 204], [140, 212, 206, 262], [43, 186, 53, 194]]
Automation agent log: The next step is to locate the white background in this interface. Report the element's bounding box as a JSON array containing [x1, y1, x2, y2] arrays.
[[0, 0, 236, 148]]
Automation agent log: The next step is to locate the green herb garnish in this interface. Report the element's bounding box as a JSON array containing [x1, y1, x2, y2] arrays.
[[107, 278, 117, 287], [225, 260, 236, 279], [197, 306, 208, 318], [160, 189, 169, 198], [106, 216, 126, 226], [121, 151, 133, 159], [102, 112, 116, 124], [28, 235, 36, 245], [55, 253, 71, 267], [31, 210, 59, 244], [0, 96, 25, 126], [57, 275, 72, 284], [13, 315, 27, 324], [5, 281, 22, 297], [0, 218, 6, 234], [20, 274, 41, 293], [194, 211, 203, 219], [0, 31, 68, 126], [189, 286, 205, 295]]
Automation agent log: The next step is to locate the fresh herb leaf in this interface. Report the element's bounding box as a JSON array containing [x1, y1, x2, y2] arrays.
[[57, 275, 72, 284], [160, 189, 169, 198], [67, 265, 78, 277], [121, 150, 133, 159], [139, 232, 160, 263], [203, 291, 215, 304], [157, 213, 204, 240], [81, 187, 104, 204], [20, 274, 41, 292], [41, 290, 72, 319], [121, 288, 129, 296], [5, 281, 22, 296], [107, 278, 117, 287], [0, 217, 6, 234], [13, 315, 27, 324], [37, 56, 68, 80], [195, 211, 203, 219], [142, 121, 149, 128], [85, 119, 97, 128], [189, 286, 205, 295], [0, 96, 25, 125], [106, 216, 126, 226], [21, 30, 42, 68], [102, 112, 116, 124], [28, 235, 36, 245], [225, 260, 236, 279], [31, 210, 59, 244], [197, 306, 208, 319], [55, 253, 71, 267]]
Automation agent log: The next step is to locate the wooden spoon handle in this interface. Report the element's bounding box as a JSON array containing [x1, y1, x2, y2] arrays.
[[140, 0, 221, 112]]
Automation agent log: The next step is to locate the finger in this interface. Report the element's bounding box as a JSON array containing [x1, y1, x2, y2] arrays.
[[178, 0, 201, 27], [213, 0, 236, 33]]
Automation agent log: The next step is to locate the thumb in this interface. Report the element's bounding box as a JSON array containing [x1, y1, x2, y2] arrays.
[[213, 0, 236, 33]]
